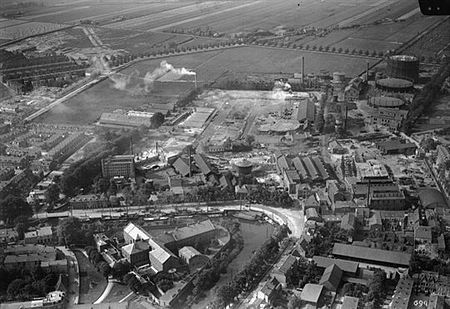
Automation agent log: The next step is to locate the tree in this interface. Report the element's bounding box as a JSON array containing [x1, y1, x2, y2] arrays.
[[112, 261, 131, 280], [96, 178, 110, 194], [245, 135, 255, 145], [99, 261, 111, 279], [420, 137, 438, 152], [288, 296, 304, 309], [151, 112, 165, 128], [45, 184, 60, 206], [0, 196, 32, 224], [57, 217, 85, 246], [216, 284, 237, 306]]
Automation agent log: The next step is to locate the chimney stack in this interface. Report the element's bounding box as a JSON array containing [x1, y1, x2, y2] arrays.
[[194, 73, 197, 90], [366, 61, 370, 81], [301, 56, 305, 82]]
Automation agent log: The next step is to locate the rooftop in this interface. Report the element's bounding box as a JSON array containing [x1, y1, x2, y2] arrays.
[[312, 256, 359, 274], [170, 220, 215, 242], [300, 284, 324, 303], [332, 243, 411, 267]]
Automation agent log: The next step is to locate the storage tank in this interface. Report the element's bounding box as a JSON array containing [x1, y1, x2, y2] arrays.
[[386, 55, 419, 83]]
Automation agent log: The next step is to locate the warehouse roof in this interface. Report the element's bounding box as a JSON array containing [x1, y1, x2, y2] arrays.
[[171, 220, 215, 242], [301, 284, 324, 304], [319, 264, 343, 291], [332, 243, 411, 267], [312, 256, 359, 274]]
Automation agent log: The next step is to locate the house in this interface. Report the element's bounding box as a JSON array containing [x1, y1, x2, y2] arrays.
[[257, 277, 281, 304], [273, 255, 297, 287], [304, 195, 320, 211], [333, 200, 357, 214], [179, 246, 209, 272], [414, 226, 432, 244], [24, 226, 54, 245], [121, 240, 150, 267], [305, 208, 322, 223], [437, 234, 446, 252], [93, 233, 110, 252], [342, 296, 359, 309], [172, 157, 191, 177], [300, 284, 325, 308], [69, 194, 109, 209], [297, 183, 312, 199], [293, 235, 312, 257], [319, 264, 343, 292], [340, 213, 356, 232], [369, 212, 383, 231], [3, 245, 62, 272]]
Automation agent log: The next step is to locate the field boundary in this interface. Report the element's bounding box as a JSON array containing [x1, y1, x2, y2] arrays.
[[0, 24, 76, 48]]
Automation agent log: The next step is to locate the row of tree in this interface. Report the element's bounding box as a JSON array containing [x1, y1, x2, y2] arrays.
[[211, 225, 290, 308], [246, 185, 294, 208]]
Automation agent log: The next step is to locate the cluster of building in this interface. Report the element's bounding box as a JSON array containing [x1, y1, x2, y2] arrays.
[[0, 53, 88, 94]]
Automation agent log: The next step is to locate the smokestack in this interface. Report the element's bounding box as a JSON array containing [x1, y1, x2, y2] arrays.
[[188, 146, 192, 178], [194, 73, 197, 90], [344, 102, 348, 132], [367, 178, 371, 207], [302, 56, 305, 82], [366, 61, 370, 81]]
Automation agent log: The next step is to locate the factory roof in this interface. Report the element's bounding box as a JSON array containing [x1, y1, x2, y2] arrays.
[[124, 222, 150, 242], [194, 153, 212, 175], [24, 226, 53, 239], [332, 243, 411, 267], [275, 254, 297, 274], [390, 277, 413, 309], [376, 139, 417, 152], [122, 240, 150, 256], [179, 246, 202, 260], [171, 220, 215, 242], [172, 157, 191, 177], [312, 256, 359, 274]]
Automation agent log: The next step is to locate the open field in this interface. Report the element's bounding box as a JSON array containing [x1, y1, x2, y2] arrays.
[[38, 46, 376, 125], [0, 20, 66, 40], [404, 18, 450, 58]]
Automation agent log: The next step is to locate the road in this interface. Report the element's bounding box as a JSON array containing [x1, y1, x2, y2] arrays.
[[35, 203, 305, 238], [93, 281, 115, 304], [57, 246, 80, 308]]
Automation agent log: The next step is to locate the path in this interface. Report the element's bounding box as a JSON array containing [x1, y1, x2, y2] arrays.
[[93, 281, 116, 304]]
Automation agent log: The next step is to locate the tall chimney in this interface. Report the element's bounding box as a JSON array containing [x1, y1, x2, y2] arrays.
[[302, 56, 305, 82], [194, 73, 197, 90], [188, 146, 192, 178], [366, 61, 370, 81]]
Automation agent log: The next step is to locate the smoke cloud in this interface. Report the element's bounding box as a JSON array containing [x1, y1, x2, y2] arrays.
[[143, 60, 196, 92]]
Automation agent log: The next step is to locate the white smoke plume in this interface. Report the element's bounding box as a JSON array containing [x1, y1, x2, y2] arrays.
[[143, 60, 196, 92]]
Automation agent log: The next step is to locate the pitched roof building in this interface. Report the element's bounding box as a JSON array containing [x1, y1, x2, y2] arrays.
[[319, 264, 343, 291]]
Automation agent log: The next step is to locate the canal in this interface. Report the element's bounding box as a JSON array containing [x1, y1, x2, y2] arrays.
[[192, 219, 274, 308]]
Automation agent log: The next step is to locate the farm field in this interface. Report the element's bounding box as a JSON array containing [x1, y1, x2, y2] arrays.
[[38, 46, 377, 125], [0, 20, 66, 40], [404, 18, 450, 58]]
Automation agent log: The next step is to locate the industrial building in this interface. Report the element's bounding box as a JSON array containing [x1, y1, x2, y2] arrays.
[[369, 107, 408, 130], [99, 112, 153, 128], [375, 78, 414, 92], [101, 155, 135, 179], [386, 55, 420, 83]]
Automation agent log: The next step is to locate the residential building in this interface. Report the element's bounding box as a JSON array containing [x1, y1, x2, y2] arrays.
[[3, 245, 62, 272], [24, 226, 54, 245], [101, 155, 135, 179], [283, 169, 301, 194], [93, 233, 110, 252], [121, 240, 150, 267], [273, 255, 297, 287], [319, 264, 343, 292], [257, 277, 281, 304], [179, 246, 209, 272], [414, 226, 432, 244], [390, 277, 413, 309], [340, 213, 356, 232], [0, 291, 66, 309], [342, 296, 359, 309], [300, 284, 325, 309]]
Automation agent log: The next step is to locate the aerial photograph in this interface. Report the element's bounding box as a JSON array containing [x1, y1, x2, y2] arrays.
[[0, 0, 449, 308]]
